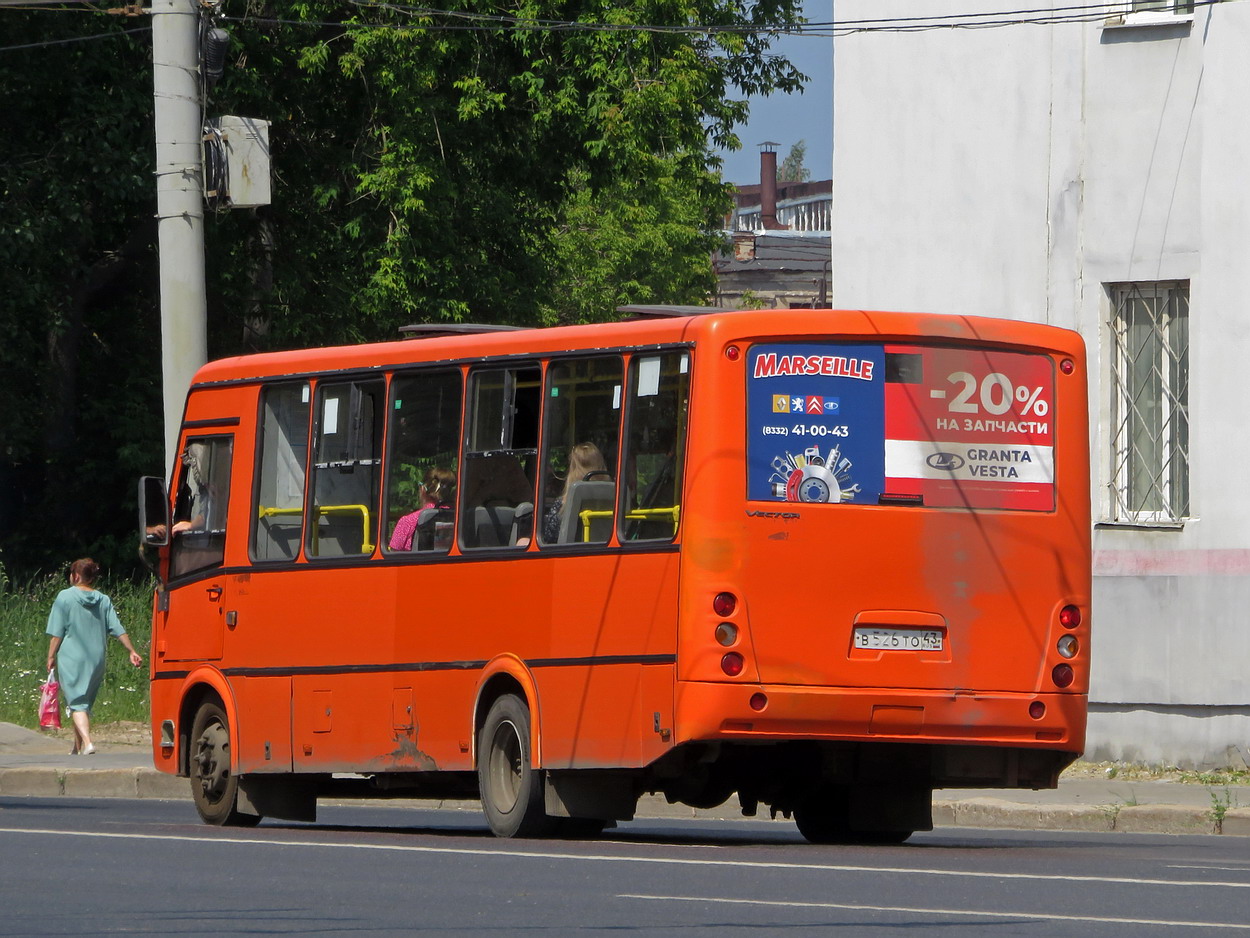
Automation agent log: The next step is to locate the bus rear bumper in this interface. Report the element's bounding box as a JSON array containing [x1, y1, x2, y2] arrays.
[[674, 681, 1087, 752]]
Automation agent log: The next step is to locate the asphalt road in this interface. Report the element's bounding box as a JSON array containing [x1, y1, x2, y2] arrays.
[[2, 796, 1249, 937]]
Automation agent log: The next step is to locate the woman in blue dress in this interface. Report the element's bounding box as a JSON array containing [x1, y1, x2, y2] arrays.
[[44, 558, 143, 755]]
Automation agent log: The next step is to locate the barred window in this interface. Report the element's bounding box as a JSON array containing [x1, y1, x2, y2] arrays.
[[1107, 282, 1190, 523]]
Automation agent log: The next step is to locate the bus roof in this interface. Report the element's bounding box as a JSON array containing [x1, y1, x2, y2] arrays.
[[189, 309, 1083, 388]]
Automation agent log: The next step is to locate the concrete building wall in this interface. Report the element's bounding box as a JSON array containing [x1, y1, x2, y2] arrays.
[[831, 1, 1250, 766]]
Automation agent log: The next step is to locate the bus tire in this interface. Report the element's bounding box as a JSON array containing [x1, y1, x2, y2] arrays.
[[794, 789, 853, 844], [478, 694, 556, 838], [795, 787, 913, 845], [190, 701, 260, 827]]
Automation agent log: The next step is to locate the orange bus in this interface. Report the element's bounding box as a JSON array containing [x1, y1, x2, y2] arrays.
[[139, 307, 1090, 843]]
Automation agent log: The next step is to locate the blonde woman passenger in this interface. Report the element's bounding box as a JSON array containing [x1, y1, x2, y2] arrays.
[[542, 442, 609, 543]]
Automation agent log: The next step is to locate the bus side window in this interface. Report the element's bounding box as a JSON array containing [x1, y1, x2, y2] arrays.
[[539, 356, 624, 546], [460, 366, 540, 549], [308, 380, 385, 558], [252, 383, 311, 562], [169, 435, 234, 579], [384, 370, 462, 554], [621, 351, 689, 542]]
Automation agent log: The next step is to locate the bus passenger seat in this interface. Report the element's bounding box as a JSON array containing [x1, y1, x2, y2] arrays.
[[558, 481, 615, 544], [474, 504, 517, 547], [511, 502, 534, 545], [415, 507, 455, 551]]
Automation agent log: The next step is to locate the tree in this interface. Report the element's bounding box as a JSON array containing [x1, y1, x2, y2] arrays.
[[0, 16, 162, 575], [0, 0, 805, 575], [205, 0, 806, 338], [778, 139, 810, 183]]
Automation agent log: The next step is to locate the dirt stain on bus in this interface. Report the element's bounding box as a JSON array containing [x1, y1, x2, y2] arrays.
[[387, 734, 437, 771]]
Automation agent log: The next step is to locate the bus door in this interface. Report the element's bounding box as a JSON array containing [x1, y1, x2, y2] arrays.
[[159, 434, 235, 663]]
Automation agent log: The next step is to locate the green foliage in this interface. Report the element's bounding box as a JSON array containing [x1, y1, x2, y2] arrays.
[[390, 462, 425, 510], [738, 289, 771, 310], [0, 16, 163, 578], [778, 139, 810, 182], [541, 168, 727, 324], [0, 571, 153, 727], [0, 0, 805, 579], [1207, 788, 1239, 828], [1180, 768, 1250, 786]]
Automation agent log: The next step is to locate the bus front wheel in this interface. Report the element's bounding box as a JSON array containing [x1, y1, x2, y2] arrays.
[[190, 701, 260, 827], [477, 694, 556, 838]]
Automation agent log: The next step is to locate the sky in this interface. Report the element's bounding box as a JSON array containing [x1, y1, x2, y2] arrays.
[[716, 0, 833, 186]]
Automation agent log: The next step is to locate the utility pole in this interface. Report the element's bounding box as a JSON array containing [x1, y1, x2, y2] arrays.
[[151, 0, 207, 472]]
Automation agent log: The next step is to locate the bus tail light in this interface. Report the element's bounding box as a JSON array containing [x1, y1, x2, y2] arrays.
[[1028, 701, 1046, 720], [1057, 635, 1079, 659], [1059, 605, 1081, 629], [721, 652, 744, 677], [713, 592, 737, 617], [1051, 664, 1074, 688], [715, 622, 738, 646], [749, 693, 768, 712]]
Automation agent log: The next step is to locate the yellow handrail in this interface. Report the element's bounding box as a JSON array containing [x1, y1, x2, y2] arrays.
[[578, 505, 680, 541], [258, 504, 374, 554]]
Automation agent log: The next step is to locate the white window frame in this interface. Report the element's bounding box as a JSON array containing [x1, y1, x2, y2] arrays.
[[1119, 0, 1196, 26], [1131, 0, 1194, 10], [1105, 281, 1190, 526]]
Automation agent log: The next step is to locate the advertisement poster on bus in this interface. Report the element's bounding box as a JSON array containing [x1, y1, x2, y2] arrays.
[[746, 343, 886, 505], [747, 343, 1055, 511]]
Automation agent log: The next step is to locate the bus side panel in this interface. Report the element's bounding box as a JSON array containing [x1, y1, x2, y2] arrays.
[[534, 552, 678, 769], [229, 566, 426, 775], [232, 676, 294, 774], [149, 675, 180, 775], [292, 671, 439, 774]]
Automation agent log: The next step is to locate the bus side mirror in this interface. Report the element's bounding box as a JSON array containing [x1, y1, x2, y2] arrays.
[[140, 475, 171, 547]]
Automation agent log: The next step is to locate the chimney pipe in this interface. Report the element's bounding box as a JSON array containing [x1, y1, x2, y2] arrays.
[[759, 143, 786, 230]]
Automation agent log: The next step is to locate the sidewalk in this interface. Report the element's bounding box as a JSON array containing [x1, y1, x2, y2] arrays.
[[3, 722, 1247, 835]]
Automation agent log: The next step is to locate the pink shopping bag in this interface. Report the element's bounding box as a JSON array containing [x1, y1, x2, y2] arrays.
[[38, 670, 61, 729]]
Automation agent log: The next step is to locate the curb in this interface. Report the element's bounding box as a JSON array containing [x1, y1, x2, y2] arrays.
[[0, 767, 1241, 835], [0, 767, 186, 801]]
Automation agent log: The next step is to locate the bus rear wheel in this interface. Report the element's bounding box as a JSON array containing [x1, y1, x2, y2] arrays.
[[190, 701, 260, 827], [478, 694, 556, 838], [794, 787, 913, 845]]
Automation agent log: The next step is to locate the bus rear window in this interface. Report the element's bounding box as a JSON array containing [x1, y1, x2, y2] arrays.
[[747, 342, 1055, 511]]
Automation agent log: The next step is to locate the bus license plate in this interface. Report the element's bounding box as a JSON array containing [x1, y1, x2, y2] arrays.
[[853, 627, 944, 651]]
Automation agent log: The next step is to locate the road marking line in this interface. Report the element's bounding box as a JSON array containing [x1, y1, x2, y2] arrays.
[[619, 893, 1250, 929], [1169, 864, 1250, 873], [0, 826, 1246, 889]]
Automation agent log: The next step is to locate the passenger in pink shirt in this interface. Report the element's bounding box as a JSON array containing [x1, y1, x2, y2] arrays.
[[389, 467, 455, 551]]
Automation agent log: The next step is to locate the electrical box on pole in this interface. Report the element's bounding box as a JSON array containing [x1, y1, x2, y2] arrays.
[[204, 116, 272, 209]]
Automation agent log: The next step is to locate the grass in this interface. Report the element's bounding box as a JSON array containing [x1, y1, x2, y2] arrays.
[[1207, 789, 1239, 828], [0, 564, 153, 728], [1065, 760, 1250, 785], [1179, 768, 1250, 786]]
